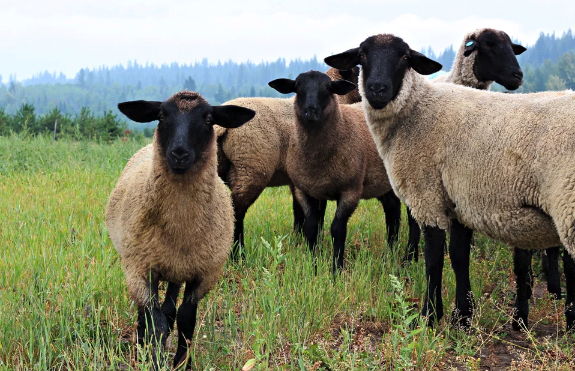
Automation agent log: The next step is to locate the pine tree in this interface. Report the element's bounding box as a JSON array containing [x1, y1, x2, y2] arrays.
[[183, 76, 197, 91]]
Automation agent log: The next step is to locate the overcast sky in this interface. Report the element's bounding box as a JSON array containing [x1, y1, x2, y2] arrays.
[[1, 0, 574, 81]]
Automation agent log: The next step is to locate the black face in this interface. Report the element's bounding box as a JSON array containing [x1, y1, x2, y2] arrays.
[[465, 29, 526, 90], [157, 99, 212, 174], [268, 71, 356, 125], [118, 95, 255, 175], [325, 35, 442, 110]]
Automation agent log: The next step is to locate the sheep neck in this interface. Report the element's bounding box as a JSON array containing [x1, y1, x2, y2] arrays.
[[293, 99, 343, 161], [360, 68, 427, 151], [145, 132, 218, 223]]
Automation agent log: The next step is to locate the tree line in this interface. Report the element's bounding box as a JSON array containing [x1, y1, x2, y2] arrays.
[[1, 29, 575, 124], [0, 104, 131, 141]]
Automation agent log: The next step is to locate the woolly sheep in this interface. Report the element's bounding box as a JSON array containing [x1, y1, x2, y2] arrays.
[[269, 71, 419, 273], [325, 34, 575, 330], [106, 91, 255, 369]]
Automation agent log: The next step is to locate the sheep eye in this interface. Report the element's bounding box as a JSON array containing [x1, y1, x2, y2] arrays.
[[359, 52, 366, 59], [402, 55, 409, 60], [205, 114, 213, 125]]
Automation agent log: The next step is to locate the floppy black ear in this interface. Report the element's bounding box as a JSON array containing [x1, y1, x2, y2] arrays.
[[118, 100, 162, 123], [330, 80, 357, 96], [211, 105, 255, 129], [408, 50, 443, 75], [324, 48, 360, 70], [268, 78, 297, 94], [512, 43, 527, 55], [463, 40, 477, 57], [338, 69, 353, 80]]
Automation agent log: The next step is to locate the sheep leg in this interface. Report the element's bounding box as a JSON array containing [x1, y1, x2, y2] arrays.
[[230, 184, 266, 261], [378, 191, 401, 248], [300, 193, 321, 254], [161, 282, 182, 333], [173, 279, 201, 370], [544, 246, 562, 299], [512, 247, 533, 331], [331, 193, 360, 274], [563, 251, 575, 330], [135, 273, 169, 370], [449, 219, 474, 329], [422, 225, 446, 326], [405, 207, 421, 263], [290, 184, 306, 234]]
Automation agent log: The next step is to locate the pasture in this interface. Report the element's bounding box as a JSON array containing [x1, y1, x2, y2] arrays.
[[0, 135, 573, 370]]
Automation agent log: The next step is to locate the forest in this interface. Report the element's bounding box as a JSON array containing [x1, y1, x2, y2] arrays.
[[1, 30, 575, 133]]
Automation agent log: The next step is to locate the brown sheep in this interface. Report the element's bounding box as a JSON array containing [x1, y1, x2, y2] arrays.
[[106, 91, 255, 369]]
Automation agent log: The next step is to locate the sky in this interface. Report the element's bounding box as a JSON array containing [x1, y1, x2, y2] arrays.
[[1, 0, 574, 81]]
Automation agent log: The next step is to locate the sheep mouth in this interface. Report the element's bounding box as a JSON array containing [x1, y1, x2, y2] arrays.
[[367, 98, 389, 110], [169, 166, 189, 175]]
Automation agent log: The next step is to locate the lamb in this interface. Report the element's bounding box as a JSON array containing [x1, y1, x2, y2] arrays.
[[324, 34, 575, 330], [106, 91, 255, 369], [268, 71, 418, 273]]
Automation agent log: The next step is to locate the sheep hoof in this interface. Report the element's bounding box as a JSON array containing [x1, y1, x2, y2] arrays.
[[450, 308, 472, 331], [512, 315, 529, 331]]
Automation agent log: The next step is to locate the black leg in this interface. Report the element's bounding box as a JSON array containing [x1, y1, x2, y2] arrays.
[[290, 184, 306, 234], [330, 194, 359, 274], [161, 282, 182, 333], [422, 225, 446, 325], [449, 220, 474, 329], [136, 273, 169, 370], [173, 279, 201, 370], [405, 207, 421, 263], [545, 246, 562, 299], [378, 191, 401, 248], [232, 207, 246, 261], [302, 194, 321, 255], [563, 251, 575, 331], [513, 247, 533, 331]]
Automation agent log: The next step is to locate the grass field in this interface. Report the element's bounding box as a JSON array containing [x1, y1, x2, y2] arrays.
[[1, 135, 574, 370]]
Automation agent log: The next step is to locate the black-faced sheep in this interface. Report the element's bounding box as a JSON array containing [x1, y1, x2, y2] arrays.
[[325, 34, 575, 330], [106, 91, 255, 369], [268, 71, 418, 273]]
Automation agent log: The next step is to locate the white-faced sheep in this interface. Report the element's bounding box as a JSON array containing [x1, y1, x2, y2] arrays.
[[325, 34, 575, 330], [268, 71, 417, 273], [106, 91, 255, 369]]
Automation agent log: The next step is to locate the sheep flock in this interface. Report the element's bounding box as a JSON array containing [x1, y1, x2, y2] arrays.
[[105, 28, 575, 369]]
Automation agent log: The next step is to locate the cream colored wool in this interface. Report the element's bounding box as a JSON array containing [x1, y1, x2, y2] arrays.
[[433, 28, 496, 90], [215, 97, 295, 203], [106, 93, 233, 308], [360, 66, 575, 253]]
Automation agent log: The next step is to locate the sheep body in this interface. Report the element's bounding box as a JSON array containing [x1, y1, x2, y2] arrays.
[[360, 68, 575, 251], [107, 137, 232, 307]]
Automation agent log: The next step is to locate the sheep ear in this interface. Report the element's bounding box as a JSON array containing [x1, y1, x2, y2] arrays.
[[268, 78, 296, 94], [330, 80, 357, 96], [512, 43, 527, 55], [408, 50, 443, 75], [338, 69, 353, 80], [118, 100, 162, 123], [211, 105, 255, 128], [463, 40, 477, 57], [324, 48, 361, 70]]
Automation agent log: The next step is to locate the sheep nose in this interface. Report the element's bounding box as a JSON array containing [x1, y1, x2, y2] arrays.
[[368, 83, 386, 96], [304, 107, 318, 118], [171, 148, 189, 162], [512, 71, 523, 80]]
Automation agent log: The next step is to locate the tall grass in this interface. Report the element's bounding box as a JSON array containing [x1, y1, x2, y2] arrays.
[[0, 136, 573, 370]]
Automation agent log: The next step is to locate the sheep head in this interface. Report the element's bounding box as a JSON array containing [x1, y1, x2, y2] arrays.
[[118, 91, 255, 175]]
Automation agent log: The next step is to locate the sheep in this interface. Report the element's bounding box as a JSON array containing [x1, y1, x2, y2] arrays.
[[268, 71, 419, 273], [324, 33, 575, 331], [217, 91, 412, 260], [325, 66, 362, 104], [106, 91, 255, 369]]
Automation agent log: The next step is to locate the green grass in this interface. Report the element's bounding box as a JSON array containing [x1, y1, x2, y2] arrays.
[[1, 135, 574, 370]]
